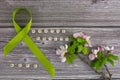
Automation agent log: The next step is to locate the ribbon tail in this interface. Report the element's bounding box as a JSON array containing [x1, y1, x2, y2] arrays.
[[23, 35, 55, 78]]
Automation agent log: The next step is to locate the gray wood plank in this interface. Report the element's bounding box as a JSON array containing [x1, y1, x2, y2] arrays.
[[0, 28, 119, 79], [1, 0, 120, 27]]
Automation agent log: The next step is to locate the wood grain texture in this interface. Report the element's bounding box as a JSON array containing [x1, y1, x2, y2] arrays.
[[0, 28, 120, 80], [1, 0, 120, 27], [0, 0, 120, 80]]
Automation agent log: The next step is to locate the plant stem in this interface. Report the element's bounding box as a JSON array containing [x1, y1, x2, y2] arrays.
[[104, 64, 112, 80], [77, 54, 109, 80]]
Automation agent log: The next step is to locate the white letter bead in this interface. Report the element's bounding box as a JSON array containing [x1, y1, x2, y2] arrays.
[[44, 29, 48, 33], [50, 29, 54, 33], [38, 29, 42, 33], [26, 64, 30, 68], [36, 37, 40, 40], [54, 37, 58, 41], [31, 29, 35, 33], [10, 64, 14, 68], [59, 37, 63, 41], [18, 64, 22, 68], [33, 64, 38, 68], [56, 29, 60, 33], [48, 37, 53, 41], [65, 37, 69, 41], [42, 37, 47, 41], [62, 30, 66, 33]]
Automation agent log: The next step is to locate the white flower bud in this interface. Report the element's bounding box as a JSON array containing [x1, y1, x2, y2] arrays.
[[61, 57, 66, 62]]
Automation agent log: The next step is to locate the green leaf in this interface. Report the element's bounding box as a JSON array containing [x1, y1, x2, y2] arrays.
[[66, 52, 76, 64], [97, 52, 104, 59], [108, 54, 119, 60], [107, 58, 114, 66], [66, 56, 73, 64], [94, 55, 107, 70], [99, 57, 107, 68], [73, 40, 79, 46], [69, 36, 75, 41], [71, 52, 77, 60], [67, 45, 75, 54], [91, 59, 97, 67], [82, 47, 89, 55], [91, 59, 103, 70], [95, 59, 101, 70], [77, 45, 83, 53], [77, 37, 86, 43]]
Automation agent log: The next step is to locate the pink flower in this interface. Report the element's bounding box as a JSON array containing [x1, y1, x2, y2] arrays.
[[79, 32, 85, 37], [89, 48, 99, 61], [101, 48, 105, 51], [97, 47, 104, 51], [88, 54, 96, 61], [104, 46, 114, 53], [56, 49, 61, 55], [73, 33, 80, 38], [73, 32, 85, 38], [82, 35, 87, 39], [84, 43, 89, 47]]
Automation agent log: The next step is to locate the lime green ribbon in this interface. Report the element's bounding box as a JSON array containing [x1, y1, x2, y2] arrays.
[[3, 8, 55, 78]]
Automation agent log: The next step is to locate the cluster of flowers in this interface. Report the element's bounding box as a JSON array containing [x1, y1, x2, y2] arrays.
[[89, 46, 114, 61], [56, 32, 114, 63], [73, 32, 92, 47]]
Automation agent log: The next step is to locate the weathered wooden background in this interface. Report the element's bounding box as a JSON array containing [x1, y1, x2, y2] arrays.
[[0, 0, 120, 80]]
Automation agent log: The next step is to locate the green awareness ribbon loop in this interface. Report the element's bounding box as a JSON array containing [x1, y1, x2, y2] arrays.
[[3, 8, 55, 78]]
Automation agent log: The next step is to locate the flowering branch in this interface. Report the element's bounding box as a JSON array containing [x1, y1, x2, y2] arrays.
[[56, 32, 119, 80], [77, 54, 108, 80]]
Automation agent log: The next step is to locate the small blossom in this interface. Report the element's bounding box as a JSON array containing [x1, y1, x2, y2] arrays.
[[79, 32, 85, 37], [73, 32, 85, 38], [73, 33, 80, 38], [101, 48, 105, 51], [104, 46, 114, 53], [93, 50, 99, 55], [81, 34, 87, 39], [89, 47, 100, 60], [85, 36, 92, 47], [56, 44, 68, 63], [97, 46, 105, 51], [60, 44, 68, 57], [84, 43, 89, 47], [92, 48, 100, 58], [86, 36, 90, 41], [104, 46, 114, 51], [56, 49, 61, 55], [60, 57, 66, 62], [88, 54, 96, 61]]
